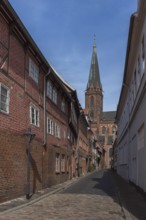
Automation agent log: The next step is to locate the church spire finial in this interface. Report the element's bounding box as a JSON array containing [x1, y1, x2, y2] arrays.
[[93, 34, 96, 47]]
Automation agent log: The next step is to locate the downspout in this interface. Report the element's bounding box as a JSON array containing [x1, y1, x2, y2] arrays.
[[43, 68, 51, 146]]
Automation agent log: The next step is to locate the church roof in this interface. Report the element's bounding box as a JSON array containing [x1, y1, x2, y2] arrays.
[[87, 41, 102, 89], [101, 111, 116, 121]]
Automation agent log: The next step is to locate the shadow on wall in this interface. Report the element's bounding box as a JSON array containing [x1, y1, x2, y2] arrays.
[[26, 149, 42, 194]]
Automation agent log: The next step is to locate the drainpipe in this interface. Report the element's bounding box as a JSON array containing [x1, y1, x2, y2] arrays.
[[43, 68, 51, 146]]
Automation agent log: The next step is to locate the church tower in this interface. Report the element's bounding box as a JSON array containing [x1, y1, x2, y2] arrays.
[[85, 39, 103, 134]]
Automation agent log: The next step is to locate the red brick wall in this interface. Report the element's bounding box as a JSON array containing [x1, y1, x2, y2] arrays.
[[0, 131, 43, 202], [0, 5, 72, 202]]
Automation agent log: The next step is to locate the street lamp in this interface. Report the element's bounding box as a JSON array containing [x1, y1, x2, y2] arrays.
[[24, 127, 35, 199]]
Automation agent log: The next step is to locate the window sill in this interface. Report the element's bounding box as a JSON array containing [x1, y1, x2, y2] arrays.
[[0, 110, 9, 115]]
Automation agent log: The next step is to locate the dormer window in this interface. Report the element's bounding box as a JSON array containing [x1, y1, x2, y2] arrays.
[[29, 58, 39, 83], [47, 80, 58, 104], [61, 98, 65, 112]]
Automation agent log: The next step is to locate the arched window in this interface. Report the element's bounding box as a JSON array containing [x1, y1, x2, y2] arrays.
[[90, 96, 94, 106]]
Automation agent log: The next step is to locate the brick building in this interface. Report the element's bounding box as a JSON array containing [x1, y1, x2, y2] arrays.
[[0, 0, 85, 202]]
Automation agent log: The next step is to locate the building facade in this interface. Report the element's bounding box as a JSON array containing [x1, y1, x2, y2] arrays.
[[0, 0, 90, 202], [116, 0, 146, 192]]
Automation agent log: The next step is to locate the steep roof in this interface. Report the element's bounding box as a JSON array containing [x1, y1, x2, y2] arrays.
[[86, 42, 102, 89], [101, 111, 116, 121]]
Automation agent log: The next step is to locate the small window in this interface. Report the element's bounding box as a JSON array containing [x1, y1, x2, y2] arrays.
[[0, 84, 9, 114], [102, 126, 106, 134], [55, 153, 60, 173], [107, 136, 113, 145], [47, 80, 58, 104], [30, 104, 39, 127], [61, 99, 65, 112], [55, 123, 60, 138], [61, 155, 65, 172], [29, 58, 39, 83], [52, 87, 57, 104], [90, 96, 94, 106], [47, 118, 54, 135], [47, 80, 53, 99]]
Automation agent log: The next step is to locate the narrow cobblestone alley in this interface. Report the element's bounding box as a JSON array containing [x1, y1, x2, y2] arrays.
[[0, 170, 127, 220]]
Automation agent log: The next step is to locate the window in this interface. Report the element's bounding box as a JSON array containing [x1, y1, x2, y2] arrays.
[[107, 136, 113, 145], [30, 104, 39, 127], [47, 80, 53, 99], [29, 58, 39, 83], [55, 154, 60, 173], [90, 96, 94, 106], [55, 123, 60, 138], [47, 80, 58, 104], [47, 118, 54, 135], [0, 84, 9, 113], [102, 126, 106, 134], [52, 87, 57, 104], [61, 98, 65, 112], [61, 155, 65, 172]]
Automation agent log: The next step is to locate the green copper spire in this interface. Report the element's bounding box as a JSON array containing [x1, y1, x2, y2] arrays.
[[87, 36, 102, 89]]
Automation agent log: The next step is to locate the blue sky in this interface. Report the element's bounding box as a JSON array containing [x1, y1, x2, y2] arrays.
[[9, 0, 137, 111]]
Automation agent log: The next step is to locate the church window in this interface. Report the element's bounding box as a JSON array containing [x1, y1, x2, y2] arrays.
[[90, 96, 94, 106], [107, 136, 113, 145], [102, 126, 106, 134]]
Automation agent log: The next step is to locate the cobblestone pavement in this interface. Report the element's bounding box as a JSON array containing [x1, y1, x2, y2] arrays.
[[0, 193, 124, 220], [1, 169, 146, 219], [0, 170, 125, 220]]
